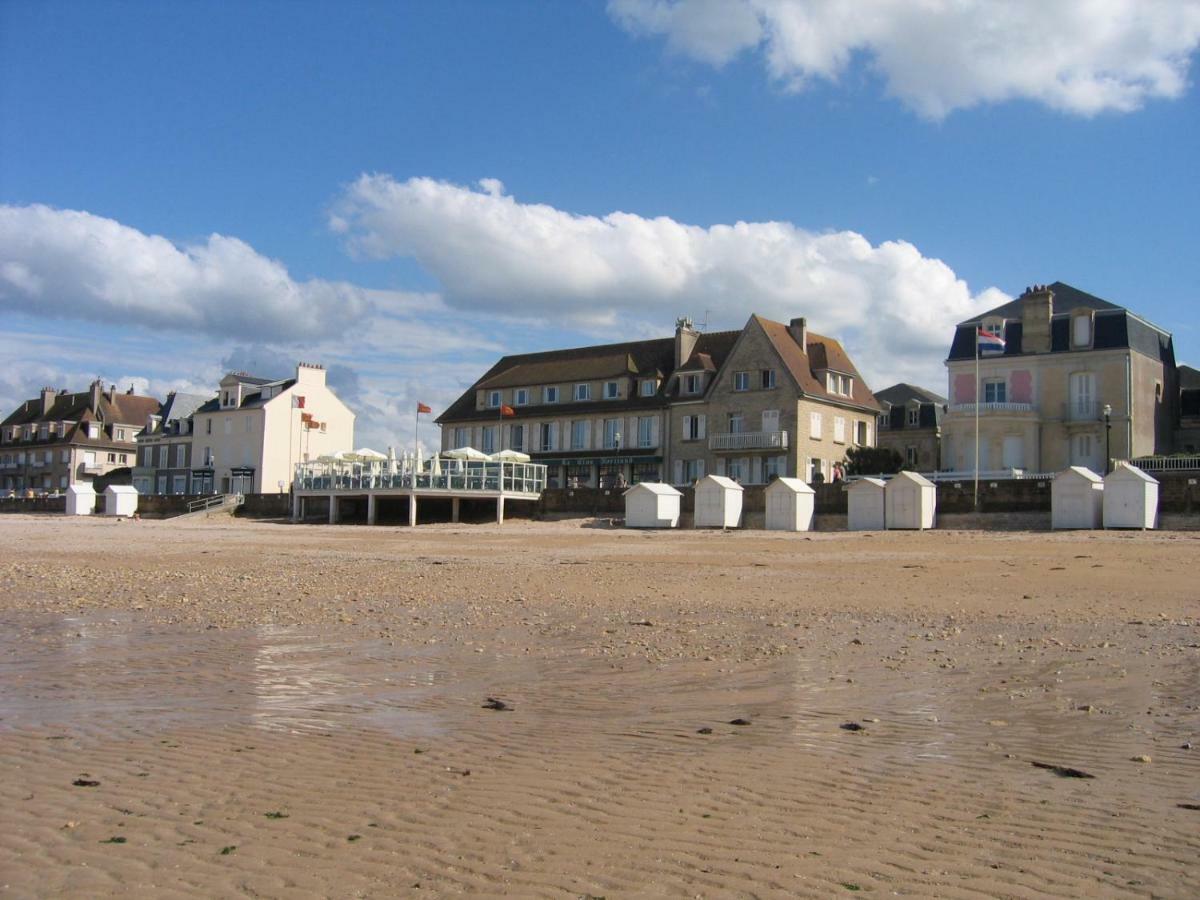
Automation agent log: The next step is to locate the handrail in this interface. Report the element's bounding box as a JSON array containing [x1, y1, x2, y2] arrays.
[[186, 493, 244, 513]]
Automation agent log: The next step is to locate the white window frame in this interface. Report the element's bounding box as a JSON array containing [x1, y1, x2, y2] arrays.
[[810, 412, 823, 439], [834, 416, 846, 444], [487, 390, 501, 408], [983, 379, 1007, 404], [684, 374, 702, 394], [640, 379, 656, 397], [571, 420, 588, 450], [603, 418, 621, 450], [543, 386, 559, 404], [515, 388, 529, 406], [907, 407, 920, 426], [637, 416, 653, 448], [1072, 313, 1092, 348], [573, 383, 591, 402], [604, 381, 619, 400], [733, 371, 750, 392], [761, 369, 776, 389]]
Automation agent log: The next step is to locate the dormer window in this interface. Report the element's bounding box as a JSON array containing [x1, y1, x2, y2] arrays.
[[87, 423, 99, 439], [574, 384, 591, 401], [543, 386, 559, 403], [514, 388, 529, 406], [684, 374, 703, 394], [825, 373, 853, 396], [907, 406, 920, 427], [1072, 312, 1092, 348], [487, 390, 501, 408], [604, 381, 619, 400]]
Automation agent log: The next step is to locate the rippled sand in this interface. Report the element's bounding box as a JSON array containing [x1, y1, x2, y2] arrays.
[[1, 516, 1198, 897]]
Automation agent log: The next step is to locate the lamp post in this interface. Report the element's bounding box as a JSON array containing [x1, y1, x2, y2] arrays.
[[1103, 403, 1113, 473], [613, 431, 621, 488]]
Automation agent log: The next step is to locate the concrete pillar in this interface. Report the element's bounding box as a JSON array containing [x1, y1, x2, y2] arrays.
[[408, 494, 418, 527], [292, 491, 300, 521], [366, 493, 376, 526], [329, 495, 339, 524], [451, 497, 460, 523], [496, 495, 505, 525]]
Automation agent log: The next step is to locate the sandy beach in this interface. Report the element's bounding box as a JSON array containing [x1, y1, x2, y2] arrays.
[[1, 515, 1198, 898]]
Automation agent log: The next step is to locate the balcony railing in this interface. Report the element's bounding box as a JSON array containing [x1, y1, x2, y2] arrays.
[[1064, 400, 1105, 422], [708, 430, 789, 451], [949, 402, 1035, 415]]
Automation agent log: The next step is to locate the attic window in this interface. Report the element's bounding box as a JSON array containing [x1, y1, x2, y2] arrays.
[[684, 374, 702, 394], [907, 407, 920, 426], [826, 373, 852, 396], [1072, 313, 1092, 348], [761, 369, 776, 389], [640, 379, 656, 397]]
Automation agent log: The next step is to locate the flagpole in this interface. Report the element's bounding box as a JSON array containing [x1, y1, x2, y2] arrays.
[[414, 405, 419, 469], [974, 328, 980, 509]]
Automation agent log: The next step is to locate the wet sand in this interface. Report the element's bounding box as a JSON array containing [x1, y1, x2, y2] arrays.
[[1, 516, 1198, 897]]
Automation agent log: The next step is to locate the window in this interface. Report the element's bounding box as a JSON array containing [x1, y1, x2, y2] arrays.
[[906, 446, 918, 468], [487, 390, 501, 408], [481, 426, 497, 453], [515, 388, 529, 406], [156, 475, 167, 494], [682, 414, 706, 441], [726, 457, 747, 483], [834, 416, 846, 443], [685, 458, 704, 481], [826, 373, 852, 396], [907, 407, 920, 426], [1072, 314, 1092, 348], [637, 416, 653, 448], [206, 419, 212, 435], [810, 412, 823, 439], [764, 455, 785, 480], [87, 423, 99, 439], [172, 475, 187, 495], [543, 386, 559, 403], [761, 369, 776, 389], [539, 422, 557, 452], [115, 427, 126, 441], [120, 454, 127, 464], [571, 420, 589, 450], [856, 421, 870, 445], [640, 379, 656, 397], [574, 384, 591, 401], [762, 409, 779, 433], [510, 424, 524, 451], [158, 445, 168, 468], [983, 380, 1007, 404], [60, 450, 69, 463], [603, 418, 621, 449], [604, 381, 619, 400], [453, 427, 468, 447], [684, 374, 702, 394], [142, 447, 152, 466], [107, 452, 117, 463], [175, 444, 186, 467], [733, 371, 750, 392], [728, 413, 745, 434]]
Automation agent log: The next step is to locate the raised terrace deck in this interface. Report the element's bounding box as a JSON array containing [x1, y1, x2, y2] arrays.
[[292, 457, 548, 525]]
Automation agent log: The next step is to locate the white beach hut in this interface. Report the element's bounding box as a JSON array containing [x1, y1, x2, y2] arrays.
[[1103, 462, 1159, 529], [624, 482, 682, 528], [1051, 466, 1104, 530], [104, 484, 139, 518], [847, 477, 887, 531], [694, 475, 744, 528], [65, 482, 97, 516], [764, 477, 815, 532], [885, 471, 937, 530]]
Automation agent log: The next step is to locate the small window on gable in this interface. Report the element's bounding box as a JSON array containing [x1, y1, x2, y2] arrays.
[[640, 379, 656, 397], [604, 381, 619, 400], [733, 371, 750, 392], [761, 369, 776, 389], [1072, 313, 1092, 348]]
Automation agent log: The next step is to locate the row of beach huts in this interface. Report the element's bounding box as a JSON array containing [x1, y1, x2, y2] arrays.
[[624, 462, 1160, 531]]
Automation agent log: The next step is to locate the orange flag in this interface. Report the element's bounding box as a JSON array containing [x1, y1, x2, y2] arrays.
[[500, 404, 516, 417], [417, 402, 432, 414]]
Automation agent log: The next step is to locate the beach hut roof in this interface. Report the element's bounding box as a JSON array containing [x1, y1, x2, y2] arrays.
[[624, 482, 682, 497], [848, 477, 887, 490], [698, 474, 744, 491], [104, 484, 138, 494], [1056, 466, 1103, 483], [766, 477, 815, 494], [892, 470, 935, 487], [1107, 461, 1158, 483]]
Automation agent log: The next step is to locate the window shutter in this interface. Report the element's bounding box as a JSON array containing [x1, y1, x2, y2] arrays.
[[683, 415, 692, 438], [627, 416, 637, 449], [650, 417, 659, 448], [697, 415, 706, 439], [673, 460, 683, 484]]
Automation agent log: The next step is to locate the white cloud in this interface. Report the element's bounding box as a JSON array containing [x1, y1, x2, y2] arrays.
[[333, 173, 1007, 392], [0, 204, 375, 340], [608, 0, 1200, 118]]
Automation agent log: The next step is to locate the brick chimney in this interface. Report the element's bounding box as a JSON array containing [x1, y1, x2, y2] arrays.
[[674, 317, 698, 369], [788, 317, 808, 353], [1020, 284, 1054, 354], [40, 387, 56, 415], [89, 379, 103, 410]]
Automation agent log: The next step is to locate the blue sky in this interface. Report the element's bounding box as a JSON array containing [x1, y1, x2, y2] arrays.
[[2, 0, 1198, 448]]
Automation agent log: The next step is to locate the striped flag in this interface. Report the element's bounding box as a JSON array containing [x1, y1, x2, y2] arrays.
[[977, 327, 1006, 355], [417, 402, 432, 414]]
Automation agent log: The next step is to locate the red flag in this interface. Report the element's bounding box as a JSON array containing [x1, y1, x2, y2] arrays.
[[417, 402, 432, 414], [292, 395, 306, 409], [500, 404, 516, 417]]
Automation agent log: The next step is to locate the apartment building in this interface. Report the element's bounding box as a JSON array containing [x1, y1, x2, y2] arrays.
[[1176, 365, 1200, 453], [131, 391, 210, 495], [190, 362, 354, 494], [439, 315, 880, 487], [1, 382, 161, 495], [942, 282, 1176, 473], [875, 383, 947, 471]]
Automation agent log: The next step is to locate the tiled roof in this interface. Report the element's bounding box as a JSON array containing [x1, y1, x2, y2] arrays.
[[755, 316, 881, 412], [2, 385, 160, 430]]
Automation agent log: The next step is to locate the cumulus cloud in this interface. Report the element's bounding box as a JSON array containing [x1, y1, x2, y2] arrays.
[[0, 204, 374, 340], [609, 0, 1200, 118], [333, 173, 1007, 391]]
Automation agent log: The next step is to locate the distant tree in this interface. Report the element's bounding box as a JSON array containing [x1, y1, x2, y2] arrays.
[[844, 445, 902, 476]]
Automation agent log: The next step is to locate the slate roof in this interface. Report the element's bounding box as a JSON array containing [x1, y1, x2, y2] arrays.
[[2, 385, 160, 432], [948, 281, 1175, 364], [874, 383, 948, 407]]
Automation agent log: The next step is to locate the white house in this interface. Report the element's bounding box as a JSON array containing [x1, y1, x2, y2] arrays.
[[624, 482, 682, 528], [847, 477, 887, 531], [764, 477, 814, 532], [694, 474, 743, 528], [1051, 466, 1104, 529], [1103, 462, 1158, 529], [885, 471, 937, 530], [190, 363, 355, 494]]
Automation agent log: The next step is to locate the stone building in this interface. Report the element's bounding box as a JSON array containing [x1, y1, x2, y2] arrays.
[[874, 383, 947, 471], [131, 391, 210, 495], [0, 381, 160, 495], [439, 315, 880, 487], [941, 282, 1176, 473]]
